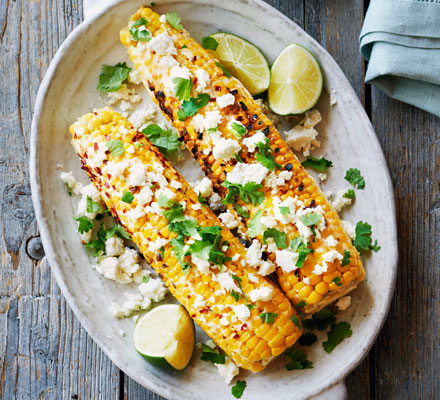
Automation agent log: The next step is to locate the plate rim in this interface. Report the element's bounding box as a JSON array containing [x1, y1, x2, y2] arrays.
[[30, 0, 399, 398]]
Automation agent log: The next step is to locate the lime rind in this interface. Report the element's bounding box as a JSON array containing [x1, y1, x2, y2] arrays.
[[268, 43, 323, 115], [210, 32, 271, 96]]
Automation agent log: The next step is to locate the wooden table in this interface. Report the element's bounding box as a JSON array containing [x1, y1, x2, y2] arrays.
[[1, 0, 438, 398]]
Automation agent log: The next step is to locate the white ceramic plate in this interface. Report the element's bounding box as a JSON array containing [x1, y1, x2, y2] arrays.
[[30, 1, 398, 399]]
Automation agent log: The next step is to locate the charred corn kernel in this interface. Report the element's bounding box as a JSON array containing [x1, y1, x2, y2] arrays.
[[70, 108, 302, 373], [120, 7, 365, 314], [315, 282, 329, 295], [307, 290, 323, 304]]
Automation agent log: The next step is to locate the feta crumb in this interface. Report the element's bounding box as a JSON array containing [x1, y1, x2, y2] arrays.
[[318, 173, 327, 182], [284, 109, 322, 156], [249, 287, 273, 302], [193, 177, 213, 198], [226, 163, 269, 185], [335, 295, 351, 311], [329, 89, 337, 106], [264, 170, 292, 193], [217, 272, 238, 292], [138, 278, 168, 302], [205, 339, 216, 349], [148, 236, 168, 254], [218, 210, 240, 229], [195, 68, 210, 92], [208, 192, 224, 211], [329, 189, 353, 213], [212, 137, 241, 161], [313, 262, 328, 276], [127, 160, 147, 186], [105, 236, 125, 257], [147, 31, 177, 55], [170, 180, 182, 189], [324, 235, 338, 248], [192, 109, 223, 131], [216, 93, 235, 109], [258, 261, 276, 276], [303, 277, 310, 285], [232, 304, 250, 322], [60, 171, 82, 195], [192, 203, 201, 210], [111, 293, 152, 318], [242, 131, 267, 153], [105, 84, 142, 106], [193, 294, 206, 309], [159, 14, 166, 23], [156, 187, 176, 202], [216, 357, 240, 384], [245, 240, 276, 276], [322, 250, 343, 263], [342, 220, 356, 240], [138, 186, 153, 205], [128, 69, 142, 85], [107, 159, 129, 178], [192, 255, 211, 274], [275, 249, 299, 273], [247, 273, 259, 283], [128, 105, 156, 129]]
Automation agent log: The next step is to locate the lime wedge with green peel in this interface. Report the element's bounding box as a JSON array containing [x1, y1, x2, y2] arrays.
[[268, 43, 323, 115], [134, 304, 195, 370], [209, 32, 270, 96]]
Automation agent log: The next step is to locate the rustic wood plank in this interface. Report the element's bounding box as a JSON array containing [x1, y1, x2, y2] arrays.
[[0, 1, 121, 399], [368, 88, 440, 399]]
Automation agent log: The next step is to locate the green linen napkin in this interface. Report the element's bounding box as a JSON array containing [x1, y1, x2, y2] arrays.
[[360, 0, 440, 116]]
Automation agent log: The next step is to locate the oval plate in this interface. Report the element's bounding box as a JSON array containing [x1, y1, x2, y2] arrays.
[[30, 0, 398, 399]]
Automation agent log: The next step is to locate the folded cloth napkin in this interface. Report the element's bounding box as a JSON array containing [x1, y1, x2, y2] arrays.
[[360, 0, 440, 116]]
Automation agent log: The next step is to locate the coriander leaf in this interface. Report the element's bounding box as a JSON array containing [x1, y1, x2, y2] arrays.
[[341, 250, 351, 267], [302, 308, 335, 331], [231, 380, 246, 399], [165, 11, 183, 30], [86, 196, 103, 215], [104, 224, 130, 240], [345, 168, 365, 189], [222, 181, 264, 206], [142, 124, 180, 157], [159, 246, 165, 259], [290, 236, 302, 251], [231, 273, 242, 283], [170, 238, 191, 272], [83, 223, 106, 255], [200, 343, 225, 364], [298, 332, 318, 346], [107, 139, 124, 157], [142, 275, 150, 283], [230, 122, 247, 139], [130, 18, 151, 42], [354, 221, 380, 253], [248, 209, 263, 238], [343, 189, 355, 199], [290, 314, 301, 329], [121, 191, 134, 203], [332, 277, 342, 286], [234, 204, 250, 219], [75, 216, 93, 234], [181, 44, 187, 49], [97, 62, 131, 92], [295, 300, 307, 310], [157, 193, 171, 208], [263, 228, 287, 249], [215, 62, 231, 77], [285, 347, 313, 370], [255, 139, 281, 171], [162, 201, 186, 223], [198, 192, 208, 205], [322, 322, 353, 353], [169, 219, 198, 237], [280, 206, 290, 215], [172, 77, 192, 101], [230, 289, 241, 302], [189, 226, 230, 266], [299, 212, 321, 226], [301, 156, 333, 172], [177, 93, 210, 121], [295, 243, 313, 268], [201, 36, 218, 50], [235, 153, 244, 163], [259, 312, 278, 324]]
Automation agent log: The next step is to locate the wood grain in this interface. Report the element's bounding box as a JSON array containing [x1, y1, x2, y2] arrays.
[[0, 0, 438, 399]]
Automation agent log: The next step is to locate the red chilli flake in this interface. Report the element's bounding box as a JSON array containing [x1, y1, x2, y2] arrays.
[[93, 142, 99, 152], [199, 308, 209, 314], [240, 323, 248, 331], [233, 333, 240, 339]]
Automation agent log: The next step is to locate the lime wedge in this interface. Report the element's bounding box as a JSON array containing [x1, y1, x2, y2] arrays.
[[268, 43, 323, 115], [209, 32, 270, 96], [133, 304, 195, 370]]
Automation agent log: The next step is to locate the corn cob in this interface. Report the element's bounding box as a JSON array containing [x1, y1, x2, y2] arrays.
[[70, 108, 301, 372], [120, 7, 366, 314]]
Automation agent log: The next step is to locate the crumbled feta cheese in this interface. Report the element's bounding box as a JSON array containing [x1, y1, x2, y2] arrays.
[[127, 160, 147, 186], [192, 109, 223, 131], [195, 68, 210, 92], [193, 294, 206, 309], [313, 262, 328, 276], [95, 257, 131, 283], [216, 93, 235, 109], [284, 109, 322, 156], [208, 192, 224, 211], [60, 171, 82, 195], [335, 295, 351, 311], [216, 356, 240, 384], [303, 277, 310, 285], [118, 248, 142, 276], [245, 240, 276, 276], [329, 189, 353, 213], [322, 250, 343, 263], [126, 206, 145, 223], [159, 14, 166, 23], [138, 278, 168, 302], [249, 287, 273, 302], [192, 203, 201, 210], [166, 65, 192, 93], [120, 100, 132, 112], [138, 186, 153, 205], [226, 163, 269, 185], [272, 196, 297, 224], [275, 249, 299, 273], [148, 236, 168, 253], [212, 137, 241, 161], [81, 183, 102, 203], [342, 220, 356, 240], [79, 229, 92, 244], [318, 173, 327, 182], [218, 210, 240, 229], [217, 272, 238, 292], [242, 130, 266, 153], [105, 84, 142, 106], [261, 213, 277, 229], [192, 255, 211, 274], [170, 180, 182, 189], [329, 89, 337, 106], [247, 273, 259, 283], [258, 261, 276, 276], [324, 235, 338, 248], [107, 159, 129, 178], [232, 304, 250, 322], [156, 187, 176, 202], [264, 170, 292, 193], [128, 105, 157, 129], [128, 69, 142, 85], [105, 236, 125, 257], [147, 31, 177, 55], [159, 55, 180, 68], [193, 177, 213, 198], [111, 294, 152, 318]]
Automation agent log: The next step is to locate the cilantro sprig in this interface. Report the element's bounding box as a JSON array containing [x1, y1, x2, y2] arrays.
[[259, 312, 278, 324], [222, 181, 264, 206], [121, 191, 134, 203], [230, 122, 247, 139], [231, 380, 246, 399], [107, 139, 124, 157], [343, 189, 355, 199], [230, 274, 254, 309], [248, 209, 263, 238], [295, 243, 313, 268], [201, 36, 219, 51], [301, 156, 333, 172], [345, 168, 365, 189], [298, 332, 318, 346], [75, 216, 93, 234], [341, 250, 351, 267], [285, 347, 313, 370], [165, 11, 183, 30], [189, 226, 231, 266], [172, 77, 192, 101], [302, 308, 335, 331], [130, 17, 151, 42], [200, 343, 225, 364], [97, 62, 131, 92], [177, 93, 210, 121], [83, 223, 129, 256], [322, 322, 352, 353], [215, 62, 231, 77], [142, 124, 180, 158], [263, 228, 287, 249], [353, 221, 380, 253], [255, 138, 281, 171], [234, 204, 250, 219]]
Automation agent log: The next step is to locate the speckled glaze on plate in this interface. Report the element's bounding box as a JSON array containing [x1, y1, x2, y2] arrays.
[[30, 1, 398, 399]]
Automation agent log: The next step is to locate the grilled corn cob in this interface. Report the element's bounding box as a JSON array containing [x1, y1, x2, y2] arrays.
[[120, 7, 365, 314], [70, 108, 301, 372]]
